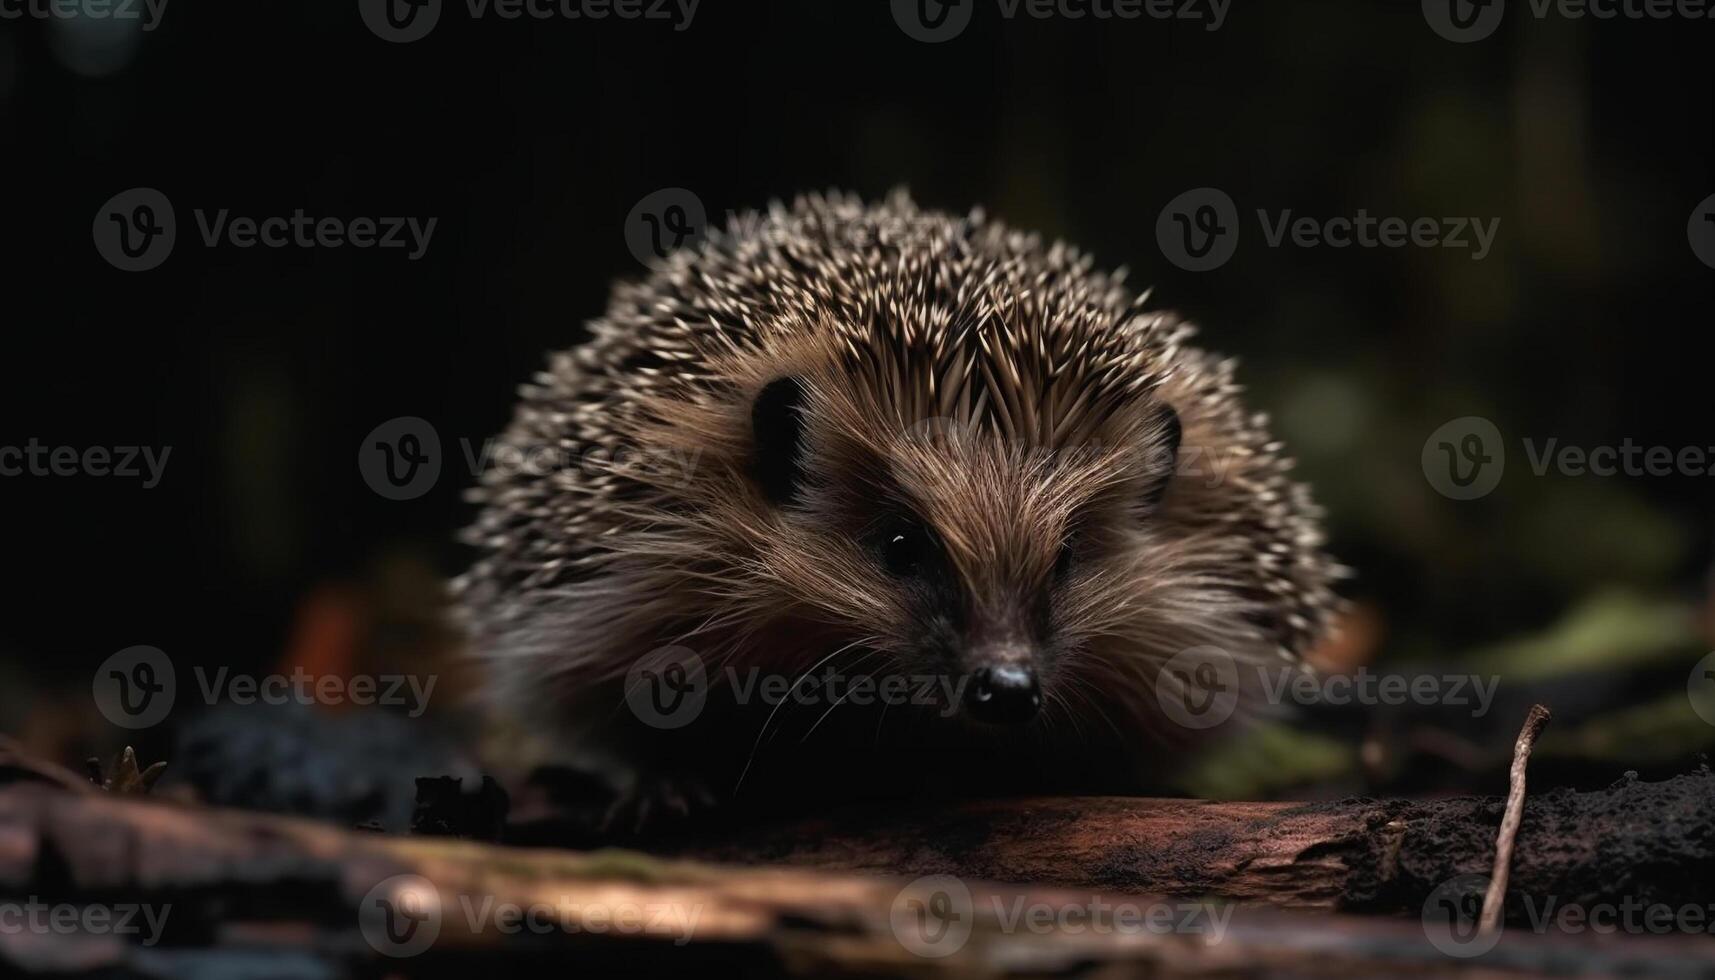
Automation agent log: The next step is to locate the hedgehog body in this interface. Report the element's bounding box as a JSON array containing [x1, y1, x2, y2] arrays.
[[456, 192, 1339, 822]]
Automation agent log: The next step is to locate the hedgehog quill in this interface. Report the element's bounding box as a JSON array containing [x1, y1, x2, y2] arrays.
[[456, 192, 1341, 828]]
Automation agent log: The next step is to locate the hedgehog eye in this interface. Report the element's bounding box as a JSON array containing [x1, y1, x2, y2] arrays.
[[874, 518, 934, 578]]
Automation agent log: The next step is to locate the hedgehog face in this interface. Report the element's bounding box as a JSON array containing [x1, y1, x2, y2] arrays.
[[749, 371, 1184, 728]]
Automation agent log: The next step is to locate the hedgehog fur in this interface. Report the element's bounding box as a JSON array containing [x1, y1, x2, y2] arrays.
[[455, 190, 1341, 822]]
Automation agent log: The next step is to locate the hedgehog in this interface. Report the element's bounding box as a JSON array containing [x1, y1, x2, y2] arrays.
[[455, 191, 1341, 829]]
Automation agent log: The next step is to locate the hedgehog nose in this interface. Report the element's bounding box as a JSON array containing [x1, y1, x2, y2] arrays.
[[965, 665, 1041, 725]]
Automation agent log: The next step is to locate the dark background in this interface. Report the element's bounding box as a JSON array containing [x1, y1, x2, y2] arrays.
[[3, 0, 1712, 800]]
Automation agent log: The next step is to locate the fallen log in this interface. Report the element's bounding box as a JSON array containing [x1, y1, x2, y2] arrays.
[[0, 772, 1712, 977], [658, 769, 1715, 920]]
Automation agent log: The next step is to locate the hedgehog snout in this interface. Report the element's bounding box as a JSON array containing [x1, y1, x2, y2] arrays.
[[959, 641, 1041, 725]]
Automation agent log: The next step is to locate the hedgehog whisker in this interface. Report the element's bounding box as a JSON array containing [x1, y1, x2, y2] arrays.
[[872, 697, 893, 748], [1059, 672, 1128, 747], [797, 649, 884, 744], [733, 635, 877, 795]]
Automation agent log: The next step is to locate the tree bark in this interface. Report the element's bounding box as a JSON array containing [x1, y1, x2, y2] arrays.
[[663, 770, 1715, 919]]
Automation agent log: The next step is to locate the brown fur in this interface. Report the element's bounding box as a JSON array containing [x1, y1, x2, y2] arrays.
[[455, 191, 1340, 813]]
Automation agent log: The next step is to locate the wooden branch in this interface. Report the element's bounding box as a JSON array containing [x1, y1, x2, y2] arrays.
[[662, 769, 1715, 920], [1, 782, 1712, 978], [1481, 704, 1551, 936]]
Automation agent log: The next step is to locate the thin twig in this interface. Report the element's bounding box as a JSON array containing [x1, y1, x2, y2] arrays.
[[1480, 703, 1551, 936]]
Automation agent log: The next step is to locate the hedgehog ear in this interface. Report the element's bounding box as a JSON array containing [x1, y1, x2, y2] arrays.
[[752, 376, 809, 505], [1141, 403, 1182, 512]]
